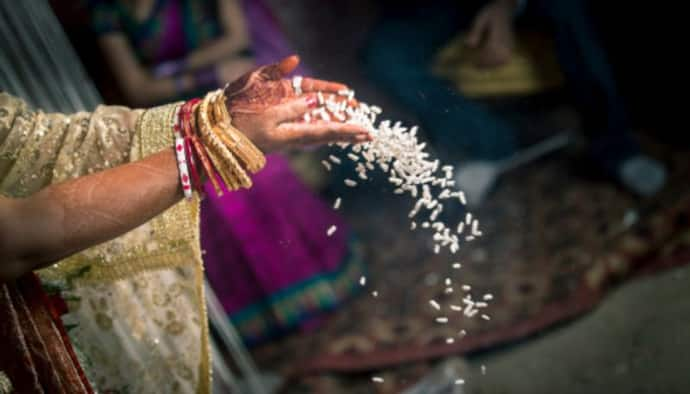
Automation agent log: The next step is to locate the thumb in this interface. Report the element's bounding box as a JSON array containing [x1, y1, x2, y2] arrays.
[[466, 12, 489, 48], [261, 55, 300, 80], [269, 95, 318, 123]]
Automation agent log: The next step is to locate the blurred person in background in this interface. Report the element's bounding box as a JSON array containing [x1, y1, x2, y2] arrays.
[[90, 0, 366, 346], [365, 0, 666, 201]]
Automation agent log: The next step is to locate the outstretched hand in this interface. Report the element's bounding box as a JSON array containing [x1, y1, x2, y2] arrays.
[[223, 55, 371, 152]]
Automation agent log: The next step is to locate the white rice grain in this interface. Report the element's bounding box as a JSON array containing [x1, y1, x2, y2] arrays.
[[459, 191, 467, 205]]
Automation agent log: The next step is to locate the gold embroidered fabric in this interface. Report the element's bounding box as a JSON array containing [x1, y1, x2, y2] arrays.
[[0, 370, 11, 394], [0, 93, 210, 393]]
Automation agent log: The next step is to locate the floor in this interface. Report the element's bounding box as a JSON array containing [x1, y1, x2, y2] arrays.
[[465, 264, 690, 394]]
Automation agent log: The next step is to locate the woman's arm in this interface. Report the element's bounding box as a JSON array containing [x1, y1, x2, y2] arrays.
[[184, 0, 251, 69], [99, 35, 252, 107], [0, 149, 181, 282], [0, 56, 369, 282], [98, 34, 196, 106], [98, 0, 252, 106]]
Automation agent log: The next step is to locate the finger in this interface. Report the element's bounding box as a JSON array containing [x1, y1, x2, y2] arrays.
[[306, 93, 359, 111], [268, 95, 318, 123], [325, 93, 359, 108], [465, 12, 489, 48], [277, 122, 371, 147], [301, 78, 349, 94], [261, 55, 300, 80]]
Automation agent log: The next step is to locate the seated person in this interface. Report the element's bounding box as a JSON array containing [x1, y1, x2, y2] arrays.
[[364, 0, 666, 199]]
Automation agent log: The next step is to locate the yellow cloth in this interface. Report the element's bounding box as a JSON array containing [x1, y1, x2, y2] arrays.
[[0, 92, 210, 393], [433, 31, 563, 98]]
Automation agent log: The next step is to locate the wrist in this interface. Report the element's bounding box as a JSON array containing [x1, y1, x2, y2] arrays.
[[153, 59, 187, 78], [173, 74, 195, 95], [194, 66, 219, 89]]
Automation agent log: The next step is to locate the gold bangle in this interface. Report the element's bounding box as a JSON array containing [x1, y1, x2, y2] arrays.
[[198, 92, 252, 190], [206, 91, 253, 189], [211, 91, 266, 173]]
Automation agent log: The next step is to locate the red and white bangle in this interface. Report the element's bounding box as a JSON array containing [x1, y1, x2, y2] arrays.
[[181, 99, 205, 195], [173, 105, 193, 199]]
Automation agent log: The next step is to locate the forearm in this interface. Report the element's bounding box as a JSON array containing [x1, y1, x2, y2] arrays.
[[185, 0, 250, 69], [0, 149, 182, 281], [121, 74, 195, 107], [185, 36, 251, 70], [99, 35, 199, 106]]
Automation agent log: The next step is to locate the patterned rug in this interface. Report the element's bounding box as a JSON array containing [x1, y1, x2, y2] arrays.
[[252, 142, 690, 393]]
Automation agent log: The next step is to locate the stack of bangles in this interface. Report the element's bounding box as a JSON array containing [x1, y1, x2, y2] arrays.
[[172, 89, 266, 199]]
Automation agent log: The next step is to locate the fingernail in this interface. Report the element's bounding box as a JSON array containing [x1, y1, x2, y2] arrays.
[[306, 95, 318, 108]]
